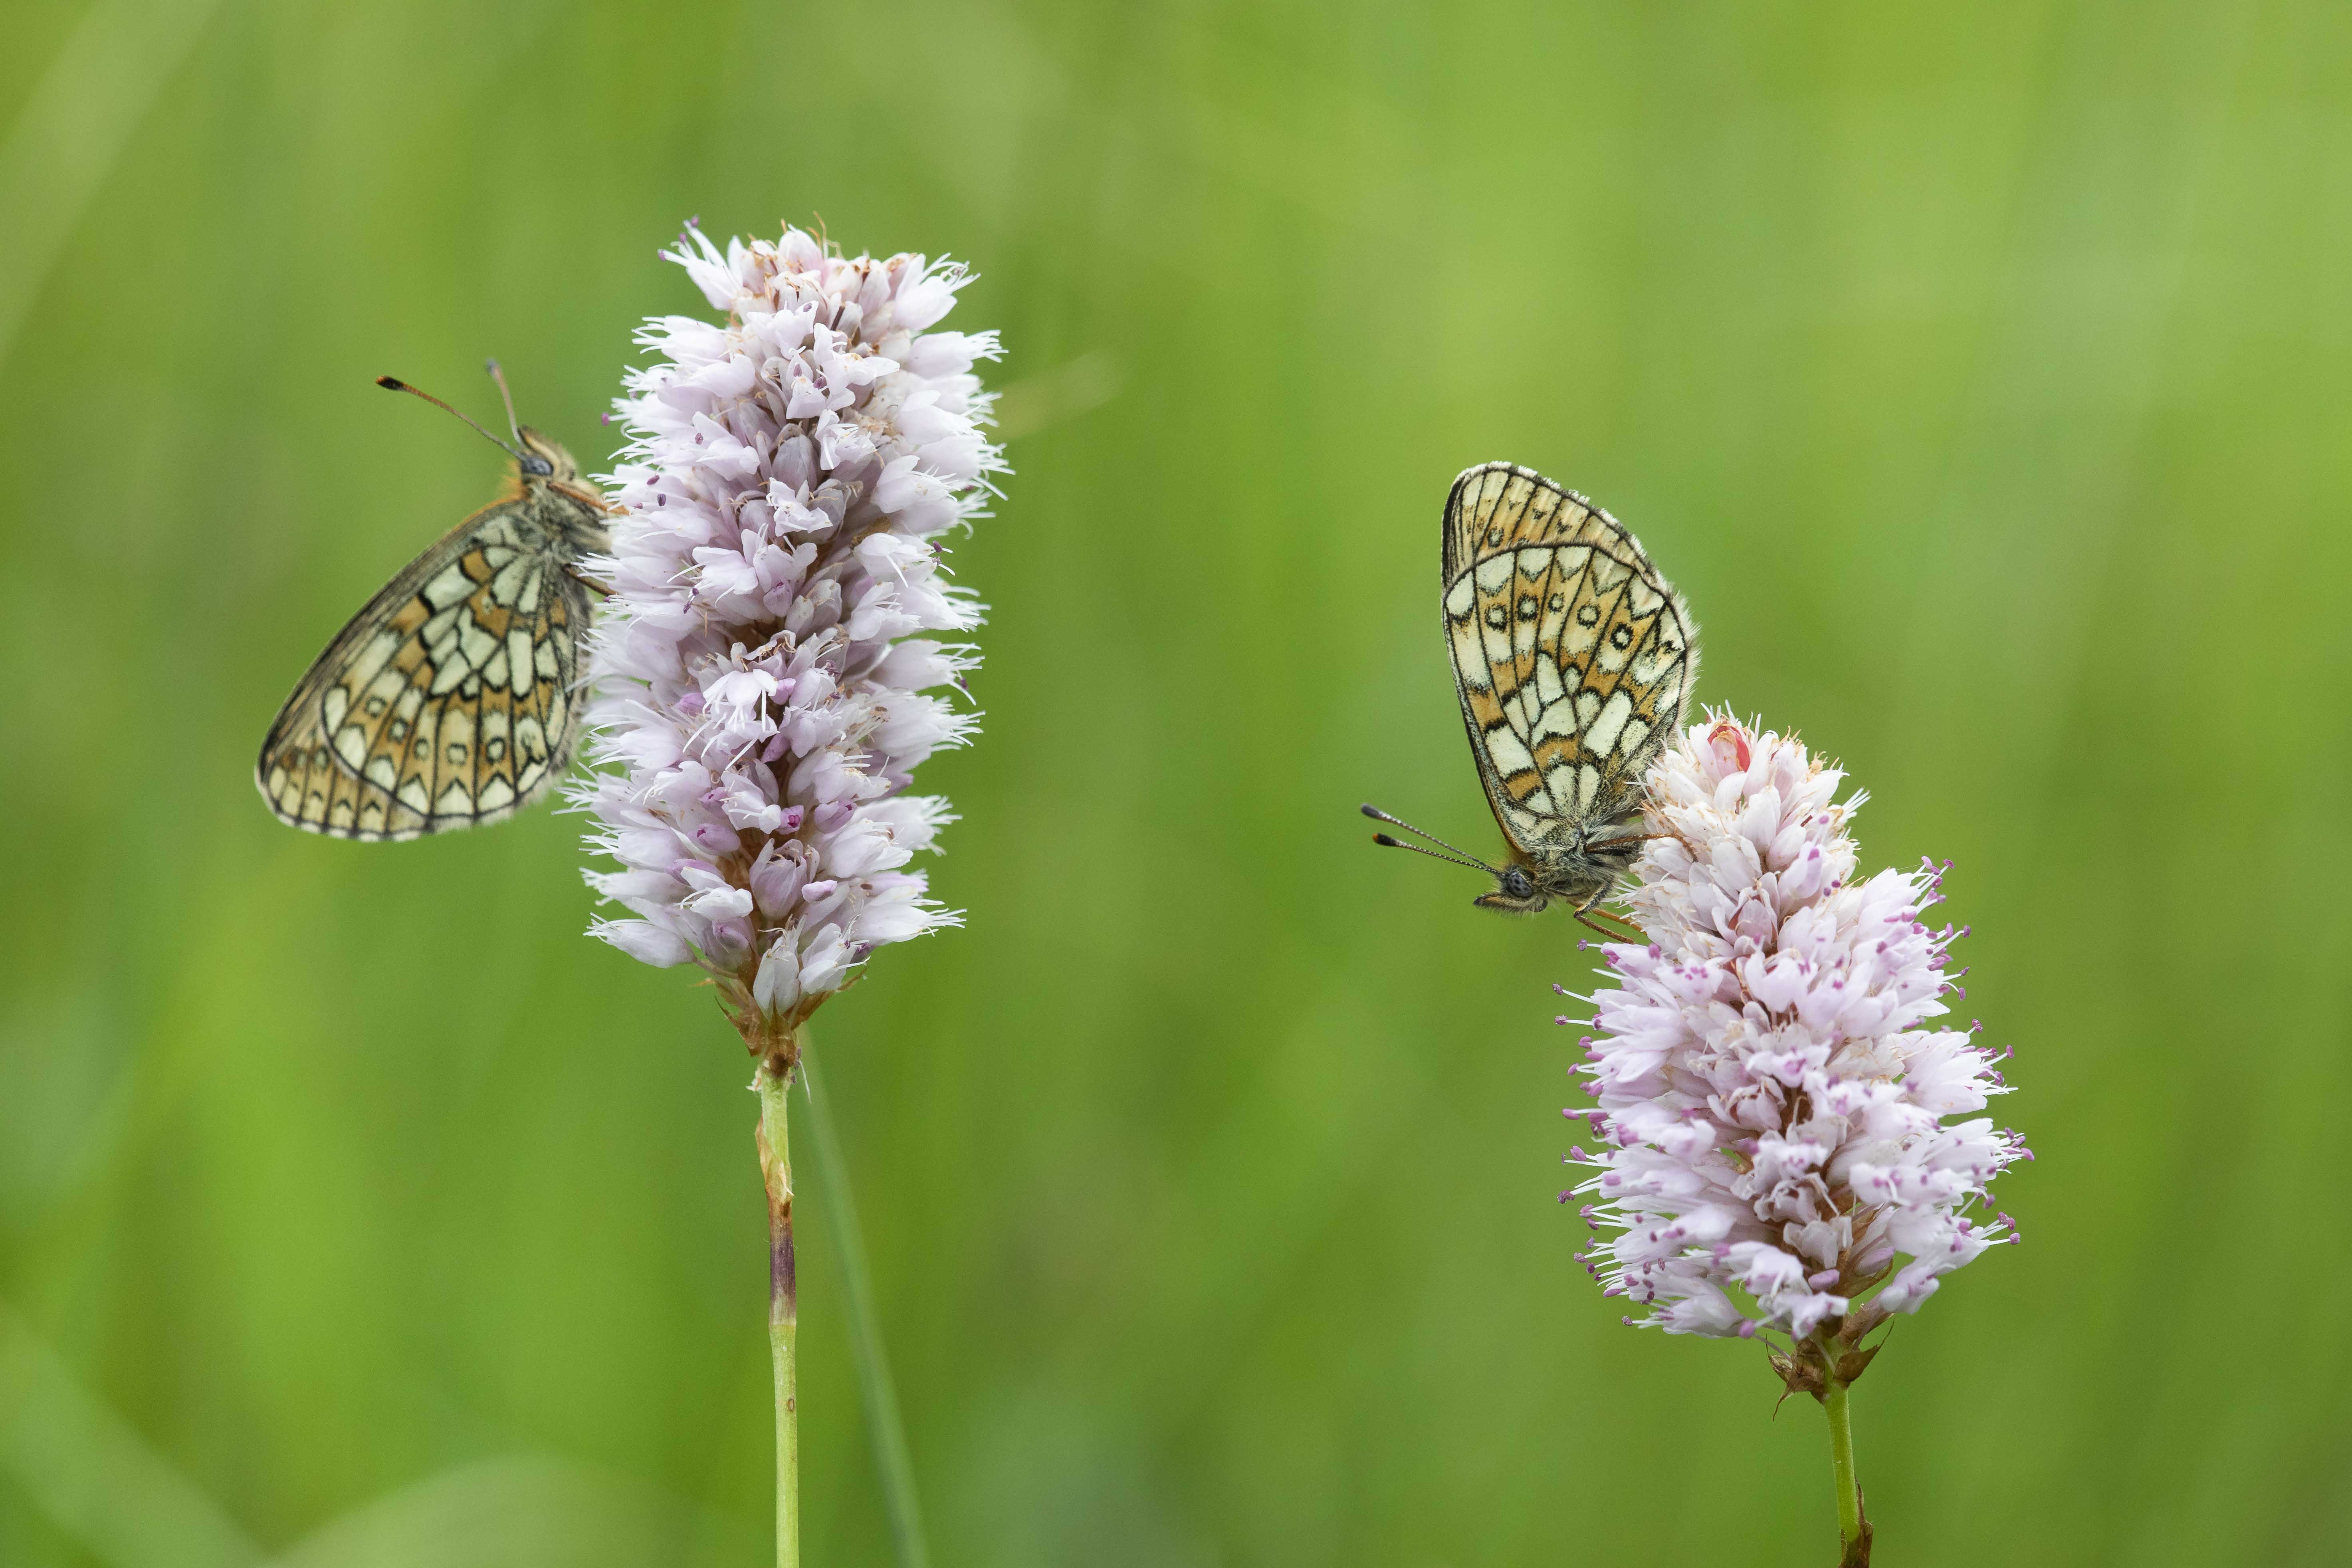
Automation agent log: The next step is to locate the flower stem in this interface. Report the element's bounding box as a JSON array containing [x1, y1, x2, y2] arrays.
[[756, 1059, 799, 1568], [802, 1053, 933, 1568], [1825, 1374, 1867, 1564]]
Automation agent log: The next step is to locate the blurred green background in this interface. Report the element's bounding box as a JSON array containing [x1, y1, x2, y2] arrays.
[[4, 0, 2350, 1564]]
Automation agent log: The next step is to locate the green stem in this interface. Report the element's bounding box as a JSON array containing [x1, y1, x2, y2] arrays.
[[1825, 1375, 1861, 1549], [756, 1061, 799, 1568], [802, 1053, 933, 1568]]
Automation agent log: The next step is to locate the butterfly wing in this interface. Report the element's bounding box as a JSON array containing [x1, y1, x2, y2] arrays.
[[256, 499, 592, 841], [1441, 463, 1698, 854]]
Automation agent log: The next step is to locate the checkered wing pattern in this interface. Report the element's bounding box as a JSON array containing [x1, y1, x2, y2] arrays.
[[257, 499, 593, 841], [1441, 462, 1697, 857]]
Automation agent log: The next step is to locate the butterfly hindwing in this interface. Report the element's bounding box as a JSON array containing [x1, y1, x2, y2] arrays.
[[1441, 463, 1696, 858], [257, 496, 592, 841]]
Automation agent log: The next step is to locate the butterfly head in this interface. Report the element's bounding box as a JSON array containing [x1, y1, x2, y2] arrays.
[[1365, 804, 1644, 939], [1472, 862, 1549, 915], [514, 426, 611, 534], [1364, 803, 1549, 913], [515, 427, 575, 482]]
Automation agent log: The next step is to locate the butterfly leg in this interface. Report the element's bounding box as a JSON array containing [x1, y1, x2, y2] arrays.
[[1582, 827, 1670, 851], [1586, 826, 1706, 863], [564, 564, 614, 600], [1573, 909, 1643, 942], [1572, 892, 1645, 944]]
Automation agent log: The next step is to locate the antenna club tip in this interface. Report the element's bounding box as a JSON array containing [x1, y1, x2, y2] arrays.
[[1359, 803, 1380, 817], [484, 358, 501, 372], [1371, 833, 1403, 848], [375, 376, 406, 390]]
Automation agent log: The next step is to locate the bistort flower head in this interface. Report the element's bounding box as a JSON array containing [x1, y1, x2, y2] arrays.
[[1565, 713, 2025, 1352], [573, 221, 1004, 1061]]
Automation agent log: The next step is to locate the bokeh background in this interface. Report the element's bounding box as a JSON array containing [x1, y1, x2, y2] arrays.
[[4, 1, 2350, 1564]]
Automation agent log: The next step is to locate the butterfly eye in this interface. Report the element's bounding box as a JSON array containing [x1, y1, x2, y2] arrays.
[[1503, 867, 1534, 899], [522, 454, 555, 477]]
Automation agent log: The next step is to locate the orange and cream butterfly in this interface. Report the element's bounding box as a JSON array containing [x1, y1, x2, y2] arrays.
[[1365, 462, 1698, 936], [255, 366, 611, 841]]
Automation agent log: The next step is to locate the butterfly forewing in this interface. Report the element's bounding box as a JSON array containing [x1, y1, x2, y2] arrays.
[[1441, 463, 1696, 860], [257, 494, 594, 841]]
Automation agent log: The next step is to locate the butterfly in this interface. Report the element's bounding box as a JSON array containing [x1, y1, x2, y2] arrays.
[[255, 365, 611, 841], [1365, 461, 1698, 936]]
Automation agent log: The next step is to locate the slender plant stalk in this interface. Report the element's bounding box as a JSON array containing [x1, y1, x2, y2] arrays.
[[802, 1051, 933, 1568], [1825, 1374, 1865, 1563], [756, 1061, 799, 1568]]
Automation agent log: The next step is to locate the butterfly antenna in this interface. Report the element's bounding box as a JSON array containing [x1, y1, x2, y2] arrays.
[[1369, 832, 1498, 875], [1360, 804, 1502, 876], [1359, 804, 1494, 868], [484, 358, 526, 445], [376, 375, 524, 461]]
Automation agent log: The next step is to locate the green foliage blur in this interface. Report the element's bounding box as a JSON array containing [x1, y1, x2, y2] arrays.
[[5, 1, 2350, 1564]]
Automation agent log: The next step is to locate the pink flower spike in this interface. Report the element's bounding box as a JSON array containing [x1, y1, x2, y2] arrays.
[[573, 222, 1003, 1055], [1564, 712, 2024, 1340]]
